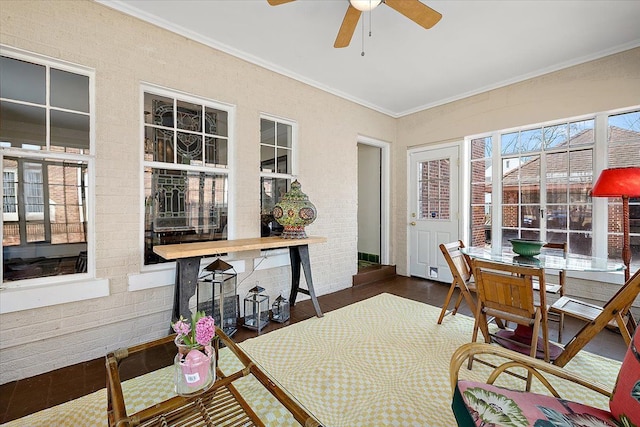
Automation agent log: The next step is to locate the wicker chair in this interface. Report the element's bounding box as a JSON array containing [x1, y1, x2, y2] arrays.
[[449, 335, 639, 427]]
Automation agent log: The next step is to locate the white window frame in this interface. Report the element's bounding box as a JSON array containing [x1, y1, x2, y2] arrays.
[[464, 105, 640, 284], [259, 113, 298, 208], [137, 83, 236, 276], [0, 45, 107, 313]]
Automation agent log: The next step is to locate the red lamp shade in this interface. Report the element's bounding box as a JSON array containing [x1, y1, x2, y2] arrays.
[[590, 167, 640, 198], [590, 166, 640, 281]]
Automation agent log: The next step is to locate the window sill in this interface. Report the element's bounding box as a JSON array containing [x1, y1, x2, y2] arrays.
[[0, 278, 110, 314]]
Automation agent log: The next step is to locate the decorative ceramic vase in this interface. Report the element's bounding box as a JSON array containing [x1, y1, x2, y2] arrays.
[[174, 335, 215, 396], [272, 180, 317, 239]]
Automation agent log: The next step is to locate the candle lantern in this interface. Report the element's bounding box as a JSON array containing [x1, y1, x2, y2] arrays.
[[197, 258, 238, 337], [271, 294, 290, 323], [243, 285, 269, 334]]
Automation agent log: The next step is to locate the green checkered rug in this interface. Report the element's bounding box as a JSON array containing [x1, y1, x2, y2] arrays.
[[3, 293, 621, 426]]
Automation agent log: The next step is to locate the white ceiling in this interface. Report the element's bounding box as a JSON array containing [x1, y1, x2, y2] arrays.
[[99, 0, 640, 118]]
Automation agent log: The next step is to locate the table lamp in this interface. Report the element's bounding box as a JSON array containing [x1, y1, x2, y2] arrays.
[[590, 167, 640, 281]]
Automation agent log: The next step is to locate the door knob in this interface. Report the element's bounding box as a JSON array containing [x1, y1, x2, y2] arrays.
[[410, 221, 416, 226]]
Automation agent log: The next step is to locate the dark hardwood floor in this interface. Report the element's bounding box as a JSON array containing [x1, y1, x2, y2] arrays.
[[0, 275, 629, 424]]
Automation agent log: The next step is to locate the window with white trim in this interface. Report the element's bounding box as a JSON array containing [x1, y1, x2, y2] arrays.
[[142, 87, 232, 265], [259, 115, 296, 237], [470, 107, 640, 270], [1, 49, 93, 283]]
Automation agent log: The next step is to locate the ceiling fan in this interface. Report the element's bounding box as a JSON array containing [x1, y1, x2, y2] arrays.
[[267, 0, 442, 48]]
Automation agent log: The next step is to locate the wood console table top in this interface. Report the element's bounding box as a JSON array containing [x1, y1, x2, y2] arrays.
[[153, 236, 327, 260]]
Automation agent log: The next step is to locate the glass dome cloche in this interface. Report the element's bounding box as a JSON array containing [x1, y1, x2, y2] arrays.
[[272, 180, 317, 239]]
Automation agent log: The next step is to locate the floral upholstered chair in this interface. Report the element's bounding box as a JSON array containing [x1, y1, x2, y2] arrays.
[[449, 328, 640, 427]]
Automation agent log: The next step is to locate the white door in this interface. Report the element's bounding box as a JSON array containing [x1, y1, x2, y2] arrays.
[[408, 145, 460, 282]]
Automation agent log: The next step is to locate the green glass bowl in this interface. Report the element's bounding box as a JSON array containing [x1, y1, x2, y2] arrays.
[[509, 239, 546, 257]]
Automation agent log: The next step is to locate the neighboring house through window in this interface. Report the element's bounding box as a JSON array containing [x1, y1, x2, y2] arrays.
[[259, 115, 296, 237], [142, 86, 232, 265], [0, 48, 93, 283]]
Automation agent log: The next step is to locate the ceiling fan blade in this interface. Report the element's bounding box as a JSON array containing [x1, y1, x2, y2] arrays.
[[267, 0, 296, 5], [384, 0, 442, 29], [334, 5, 362, 48]]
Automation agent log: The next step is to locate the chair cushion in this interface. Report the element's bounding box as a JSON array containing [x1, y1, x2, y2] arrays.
[[454, 380, 617, 426], [610, 328, 640, 426]]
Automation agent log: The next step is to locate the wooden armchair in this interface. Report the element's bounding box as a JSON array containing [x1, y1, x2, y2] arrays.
[[552, 267, 640, 367]]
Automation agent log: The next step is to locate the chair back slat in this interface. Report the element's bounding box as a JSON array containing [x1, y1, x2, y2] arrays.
[[474, 263, 538, 321]]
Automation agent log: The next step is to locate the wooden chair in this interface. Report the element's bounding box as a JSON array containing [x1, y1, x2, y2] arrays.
[[552, 268, 640, 367], [437, 241, 477, 324], [470, 258, 550, 364]]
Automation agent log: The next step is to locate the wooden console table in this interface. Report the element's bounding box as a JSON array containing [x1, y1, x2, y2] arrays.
[[153, 236, 327, 322]]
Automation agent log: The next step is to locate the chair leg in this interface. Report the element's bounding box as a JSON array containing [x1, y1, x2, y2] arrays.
[[437, 281, 458, 324], [452, 292, 464, 316], [558, 312, 564, 344]]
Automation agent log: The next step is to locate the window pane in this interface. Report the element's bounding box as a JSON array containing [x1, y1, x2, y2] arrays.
[[471, 137, 491, 160], [3, 158, 88, 281], [544, 124, 568, 149], [418, 159, 450, 220], [205, 107, 228, 137], [569, 204, 591, 232], [501, 132, 519, 155], [260, 177, 288, 237], [51, 110, 90, 150], [546, 152, 568, 203], [176, 100, 202, 132], [205, 137, 228, 168], [151, 96, 175, 128], [0, 56, 45, 104], [144, 168, 227, 265], [569, 119, 594, 146], [176, 132, 202, 165], [145, 127, 174, 163], [276, 123, 291, 148], [571, 232, 592, 256], [608, 110, 640, 168], [260, 119, 275, 145], [521, 205, 539, 228], [0, 101, 46, 147], [520, 129, 542, 153], [260, 145, 276, 172], [519, 155, 540, 183], [275, 148, 291, 175], [51, 69, 89, 113], [547, 205, 567, 230]]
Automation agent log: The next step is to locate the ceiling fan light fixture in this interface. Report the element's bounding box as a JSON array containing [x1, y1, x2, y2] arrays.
[[349, 0, 382, 12]]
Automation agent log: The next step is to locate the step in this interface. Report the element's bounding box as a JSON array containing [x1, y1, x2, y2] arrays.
[[352, 264, 397, 286]]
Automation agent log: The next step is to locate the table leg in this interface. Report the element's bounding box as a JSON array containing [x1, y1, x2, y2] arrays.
[[289, 245, 323, 318], [173, 257, 201, 323]]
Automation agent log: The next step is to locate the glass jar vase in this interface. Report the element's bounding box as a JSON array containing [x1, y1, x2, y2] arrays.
[[174, 335, 216, 396]]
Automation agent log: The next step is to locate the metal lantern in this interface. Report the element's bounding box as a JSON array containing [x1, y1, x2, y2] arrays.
[[197, 258, 238, 337], [271, 294, 290, 323], [243, 285, 269, 334]]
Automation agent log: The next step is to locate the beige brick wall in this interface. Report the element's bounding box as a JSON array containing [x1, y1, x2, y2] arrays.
[[0, 0, 396, 383]]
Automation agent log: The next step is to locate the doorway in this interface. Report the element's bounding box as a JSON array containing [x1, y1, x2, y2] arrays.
[[357, 136, 390, 271]]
